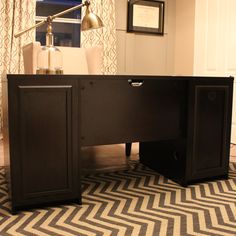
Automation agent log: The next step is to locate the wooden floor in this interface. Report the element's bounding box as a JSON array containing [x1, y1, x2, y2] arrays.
[[81, 143, 236, 174], [230, 143, 236, 162], [81, 143, 139, 174], [0, 138, 235, 169], [0, 136, 3, 167]]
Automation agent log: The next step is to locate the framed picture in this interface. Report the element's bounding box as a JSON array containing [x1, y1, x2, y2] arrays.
[[127, 0, 165, 35]]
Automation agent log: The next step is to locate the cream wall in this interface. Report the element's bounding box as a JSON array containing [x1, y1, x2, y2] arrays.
[[115, 0, 176, 75], [114, 0, 196, 76], [174, 0, 195, 75]]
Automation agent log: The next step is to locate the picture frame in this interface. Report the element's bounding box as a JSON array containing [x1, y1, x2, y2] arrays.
[[127, 0, 165, 35]]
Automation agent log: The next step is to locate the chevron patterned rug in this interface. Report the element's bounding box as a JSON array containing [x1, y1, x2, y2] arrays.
[[0, 162, 236, 236]]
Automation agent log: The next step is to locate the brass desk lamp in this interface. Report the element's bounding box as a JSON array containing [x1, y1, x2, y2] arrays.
[[14, 0, 103, 74]]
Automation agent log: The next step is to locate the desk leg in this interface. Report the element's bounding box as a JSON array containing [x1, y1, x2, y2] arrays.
[[125, 143, 132, 157]]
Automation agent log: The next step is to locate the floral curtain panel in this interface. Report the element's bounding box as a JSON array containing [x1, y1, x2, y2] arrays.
[[81, 0, 117, 75], [0, 0, 35, 132]]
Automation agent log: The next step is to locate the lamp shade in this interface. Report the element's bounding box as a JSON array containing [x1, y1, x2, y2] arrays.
[[81, 6, 104, 31]]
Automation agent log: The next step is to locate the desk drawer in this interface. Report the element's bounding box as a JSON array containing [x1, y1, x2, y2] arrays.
[[81, 78, 187, 146]]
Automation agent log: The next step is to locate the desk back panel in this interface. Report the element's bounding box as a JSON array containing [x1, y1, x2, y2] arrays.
[[81, 78, 188, 146]]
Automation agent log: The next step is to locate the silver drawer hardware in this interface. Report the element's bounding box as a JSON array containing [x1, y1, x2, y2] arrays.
[[128, 79, 144, 87]]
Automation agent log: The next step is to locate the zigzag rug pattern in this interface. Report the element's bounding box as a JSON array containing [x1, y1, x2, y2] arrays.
[[0, 162, 236, 236]]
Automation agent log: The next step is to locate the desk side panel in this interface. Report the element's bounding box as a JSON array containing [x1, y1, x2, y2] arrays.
[[186, 79, 233, 181], [7, 78, 81, 211], [2, 77, 12, 200]]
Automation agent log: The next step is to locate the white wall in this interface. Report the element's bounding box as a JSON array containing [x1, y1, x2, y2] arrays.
[[115, 0, 176, 75], [174, 0, 236, 143]]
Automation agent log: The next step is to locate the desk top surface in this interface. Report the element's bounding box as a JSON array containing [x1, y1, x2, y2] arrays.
[[6, 74, 234, 82]]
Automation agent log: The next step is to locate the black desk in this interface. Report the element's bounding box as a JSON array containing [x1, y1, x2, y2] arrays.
[[3, 75, 233, 212]]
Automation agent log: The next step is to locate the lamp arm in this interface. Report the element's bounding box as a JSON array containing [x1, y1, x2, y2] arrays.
[[51, 2, 85, 20], [14, 19, 47, 38], [14, 0, 89, 38]]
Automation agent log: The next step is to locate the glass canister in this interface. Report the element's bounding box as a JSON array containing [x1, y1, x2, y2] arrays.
[[37, 45, 63, 74], [36, 19, 63, 74]]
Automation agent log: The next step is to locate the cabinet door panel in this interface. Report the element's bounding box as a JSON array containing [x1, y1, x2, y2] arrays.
[[189, 85, 231, 180], [8, 81, 80, 209], [20, 86, 72, 196]]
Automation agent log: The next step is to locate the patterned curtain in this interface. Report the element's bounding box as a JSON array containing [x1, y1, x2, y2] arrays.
[[81, 0, 117, 75], [0, 0, 35, 132]]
